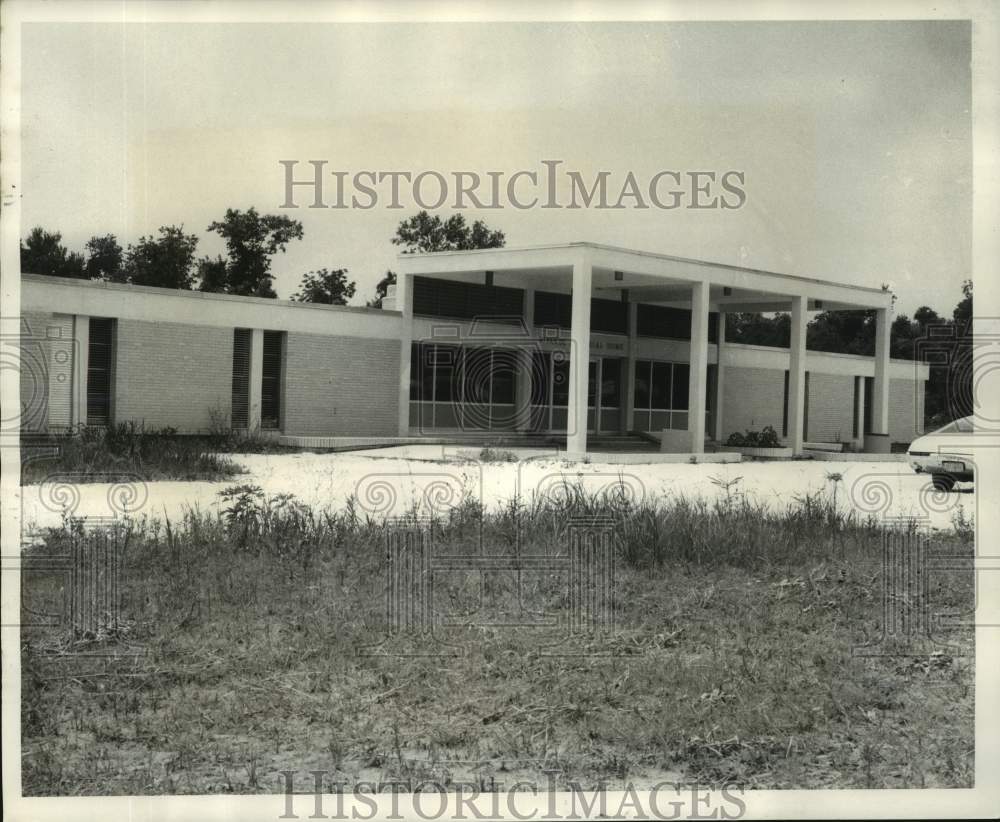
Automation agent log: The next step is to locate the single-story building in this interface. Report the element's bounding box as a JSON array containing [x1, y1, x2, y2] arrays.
[[19, 243, 929, 455]]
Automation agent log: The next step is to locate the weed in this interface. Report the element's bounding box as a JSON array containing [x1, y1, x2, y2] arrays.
[[478, 444, 520, 463], [22, 422, 243, 484]]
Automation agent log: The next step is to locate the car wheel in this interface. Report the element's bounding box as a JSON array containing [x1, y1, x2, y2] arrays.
[[931, 474, 955, 492]]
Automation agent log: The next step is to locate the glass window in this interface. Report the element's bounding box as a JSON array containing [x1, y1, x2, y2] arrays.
[[491, 348, 517, 405], [552, 354, 570, 407], [531, 351, 551, 405], [601, 359, 621, 408], [651, 362, 672, 410], [588, 361, 597, 408], [462, 348, 493, 405], [416, 343, 435, 401], [672, 364, 690, 410], [432, 344, 458, 403], [937, 416, 975, 434], [633, 360, 651, 410]]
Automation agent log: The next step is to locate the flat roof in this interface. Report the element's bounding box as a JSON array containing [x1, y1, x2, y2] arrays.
[[395, 242, 894, 309], [20, 272, 396, 317]]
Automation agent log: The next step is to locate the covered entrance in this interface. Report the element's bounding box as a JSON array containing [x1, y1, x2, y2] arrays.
[[396, 243, 895, 456], [409, 342, 623, 435]]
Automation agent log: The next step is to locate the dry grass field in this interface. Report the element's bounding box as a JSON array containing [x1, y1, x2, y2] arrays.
[[20, 483, 974, 795]]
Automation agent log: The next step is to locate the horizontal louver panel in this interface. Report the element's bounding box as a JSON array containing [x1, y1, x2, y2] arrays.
[[637, 305, 719, 342], [261, 330, 283, 430], [413, 277, 523, 323], [231, 328, 252, 429], [534, 291, 572, 329], [86, 318, 114, 426], [534, 292, 628, 334], [590, 298, 628, 335]]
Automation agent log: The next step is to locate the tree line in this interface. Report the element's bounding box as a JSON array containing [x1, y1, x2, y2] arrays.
[[20, 209, 505, 307], [725, 281, 973, 426]]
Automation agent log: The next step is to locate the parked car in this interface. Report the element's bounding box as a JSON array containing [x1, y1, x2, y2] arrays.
[[907, 416, 975, 491]]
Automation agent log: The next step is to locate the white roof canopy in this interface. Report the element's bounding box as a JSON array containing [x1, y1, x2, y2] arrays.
[[396, 242, 894, 312]]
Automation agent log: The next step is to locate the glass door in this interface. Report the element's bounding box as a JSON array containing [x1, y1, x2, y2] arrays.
[[598, 358, 622, 433]]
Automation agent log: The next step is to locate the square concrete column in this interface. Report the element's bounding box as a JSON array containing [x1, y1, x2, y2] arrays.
[[787, 296, 808, 454], [688, 280, 710, 453], [872, 307, 891, 435], [248, 328, 264, 431], [397, 273, 415, 436], [713, 311, 727, 442], [622, 300, 638, 434], [516, 288, 535, 431], [71, 315, 89, 428], [854, 375, 866, 449], [567, 254, 593, 456]]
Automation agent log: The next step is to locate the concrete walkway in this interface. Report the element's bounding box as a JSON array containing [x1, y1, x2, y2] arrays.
[[19, 451, 972, 534]]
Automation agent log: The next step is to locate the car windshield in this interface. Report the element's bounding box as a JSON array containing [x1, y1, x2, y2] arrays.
[[933, 416, 975, 434]]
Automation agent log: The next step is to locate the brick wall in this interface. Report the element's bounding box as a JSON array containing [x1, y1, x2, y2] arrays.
[[805, 372, 855, 444], [18, 311, 59, 433], [282, 332, 400, 436], [114, 319, 233, 432], [721, 366, 786, 437], [888, 377, 924, 445], [722, 366, 785, 439]]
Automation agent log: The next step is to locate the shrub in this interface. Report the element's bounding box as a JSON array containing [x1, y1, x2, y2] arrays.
[[21, 422, 242, 484], [477, 445, 520, 463], [725, 426, 782, 448]]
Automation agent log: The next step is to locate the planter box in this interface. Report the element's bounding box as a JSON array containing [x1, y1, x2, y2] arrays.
[[658, 429, 693, 453], [864, 433, 892, 454], [804, 441, 846, 453], [718, 445, 795, 459]]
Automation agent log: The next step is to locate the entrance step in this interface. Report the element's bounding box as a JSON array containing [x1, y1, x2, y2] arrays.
[[586, 434, 659, 452]]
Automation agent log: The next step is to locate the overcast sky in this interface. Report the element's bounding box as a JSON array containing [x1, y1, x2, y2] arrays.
[[21, 20, 971, 315]]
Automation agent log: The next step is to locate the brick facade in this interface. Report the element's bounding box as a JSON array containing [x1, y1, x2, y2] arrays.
[[18, 275, 930, 446], [888, 376, 924, 444], [114, 319, 233, 432], [18, 311, 53, 433], [805, 372, 856, 444], [720, 366, 786, 437], [282, 332, 401, 436]]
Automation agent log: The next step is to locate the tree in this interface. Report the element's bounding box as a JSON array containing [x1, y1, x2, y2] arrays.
[[913, 305, 941, 329], [84, 234, 124, 281], [948, 280, 974, 420], [953, 279, 972, 332], [367, 270, 396, 308], [291, 268, 357, 305], [197, 255, 229, 293], [201, 207, 304, 297], [20, 227, 87, 279], [725, 312, 791, 348], [806, 310, 875, 356], [392, 211, 505, 254], [889, 314, 918, 360], [123, 226, 199, 289]]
